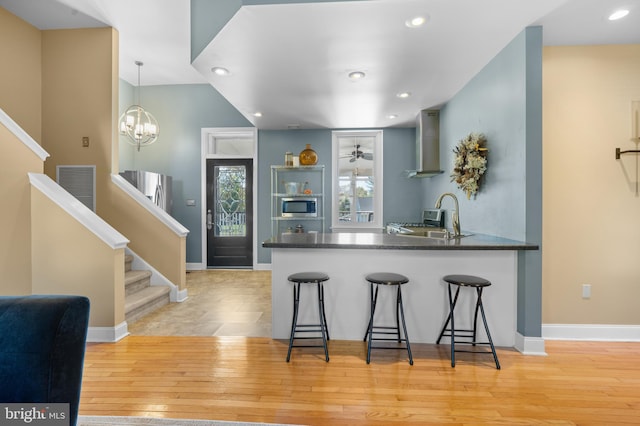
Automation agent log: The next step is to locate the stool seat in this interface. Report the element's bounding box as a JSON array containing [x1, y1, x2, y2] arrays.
[[286, 272, 330, 362], [288, 272, 330, 283], [443, 274, 491, 288], [364, 272, 413, 365], [365, 272, 409, 285], [437, 274, 500, 369]]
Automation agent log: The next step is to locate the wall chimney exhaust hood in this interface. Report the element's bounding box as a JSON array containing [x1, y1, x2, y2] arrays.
[[407, 109, 444, 178]]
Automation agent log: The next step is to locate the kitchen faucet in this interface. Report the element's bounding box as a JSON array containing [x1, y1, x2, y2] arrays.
[[435, 192, 461, 237]]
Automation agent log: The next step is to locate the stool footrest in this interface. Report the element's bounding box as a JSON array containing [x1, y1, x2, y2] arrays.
[[294, 324, 325, 330], [440, 328, 474, 334], [456, 340, 491, 351], [291, 335, 325, 339], [454, 348, 495, 354], [291, 343, 327, 348], [370, 329, 401, 335], [369, 345, 410, 351]]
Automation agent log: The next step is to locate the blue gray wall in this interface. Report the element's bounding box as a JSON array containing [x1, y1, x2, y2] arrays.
[[119, 83, 420, 265], [422, 27, 543, 338], [256, 127, 422, 263], [118, 82, 252, 263]]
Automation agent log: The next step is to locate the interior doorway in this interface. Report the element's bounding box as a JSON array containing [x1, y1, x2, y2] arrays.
[[201, 127, 257, 269]]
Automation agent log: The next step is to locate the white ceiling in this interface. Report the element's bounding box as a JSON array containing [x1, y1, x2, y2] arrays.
[[1, 0, 639, 129]]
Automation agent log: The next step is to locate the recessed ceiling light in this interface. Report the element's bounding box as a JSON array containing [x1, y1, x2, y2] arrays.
[[253, 112, 262, 117], [348, 71, 366, 80], [609, 9, 629, 20], [396, 92, 411, 99], [387, 114, 398, 119], [211, 67, 230, 76], [405, 15, 427, 28]]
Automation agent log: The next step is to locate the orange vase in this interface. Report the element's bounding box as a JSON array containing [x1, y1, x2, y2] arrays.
[[299, 144, 318, 165]]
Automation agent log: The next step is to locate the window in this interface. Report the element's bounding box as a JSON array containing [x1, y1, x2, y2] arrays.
[[331, 130, 383, 230]]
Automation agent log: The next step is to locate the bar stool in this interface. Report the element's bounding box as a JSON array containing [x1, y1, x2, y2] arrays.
[[363, 272, 413, 365], [286, 272, 330, 362], [436, 274, 500, 369]]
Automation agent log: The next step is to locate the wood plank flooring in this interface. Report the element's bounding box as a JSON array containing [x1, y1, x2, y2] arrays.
[[80, 337, 640, 425]]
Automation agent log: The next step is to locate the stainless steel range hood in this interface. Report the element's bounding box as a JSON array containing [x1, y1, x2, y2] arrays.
[[407, 109, 444, 178]]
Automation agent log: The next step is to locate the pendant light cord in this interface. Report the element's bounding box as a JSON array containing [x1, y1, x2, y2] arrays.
[[135, 60, 143, 106]]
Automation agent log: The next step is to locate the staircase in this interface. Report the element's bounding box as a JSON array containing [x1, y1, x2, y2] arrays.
[[125, 254, 171, 323]]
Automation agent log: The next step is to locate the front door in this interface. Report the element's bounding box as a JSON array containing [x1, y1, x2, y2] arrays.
[[206, 159, 253, 268]]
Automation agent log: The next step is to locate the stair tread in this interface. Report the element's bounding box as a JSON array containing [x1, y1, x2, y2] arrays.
[[125, 285, 170, 313], [125, 269, 152, 286]]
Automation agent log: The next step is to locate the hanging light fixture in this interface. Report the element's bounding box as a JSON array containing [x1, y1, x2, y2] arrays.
[[119, 61, 159, 151]]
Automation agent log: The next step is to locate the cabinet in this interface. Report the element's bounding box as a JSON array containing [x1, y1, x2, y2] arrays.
[[271, 165, 325, 236]]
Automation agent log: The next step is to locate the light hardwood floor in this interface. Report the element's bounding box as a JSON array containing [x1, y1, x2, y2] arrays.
[[80, 337, 640, 425], [82, 271, 640, 424]]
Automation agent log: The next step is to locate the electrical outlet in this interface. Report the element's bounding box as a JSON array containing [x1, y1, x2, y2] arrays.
[[582, 284, 591, 299]]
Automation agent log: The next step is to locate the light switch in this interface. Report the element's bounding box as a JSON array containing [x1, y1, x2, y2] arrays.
[[82, 137, 89, 147]]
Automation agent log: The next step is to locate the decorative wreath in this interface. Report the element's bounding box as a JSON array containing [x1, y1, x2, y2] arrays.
[[451, 132, 488, 199]]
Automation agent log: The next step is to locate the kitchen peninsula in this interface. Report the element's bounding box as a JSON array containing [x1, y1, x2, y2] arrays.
[[263, 232, 538, 348]]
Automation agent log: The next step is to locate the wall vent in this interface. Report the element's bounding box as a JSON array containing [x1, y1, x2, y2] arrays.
[[56, 165, 96, 212]]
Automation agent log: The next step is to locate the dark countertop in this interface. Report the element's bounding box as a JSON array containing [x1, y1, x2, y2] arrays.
[[262, 232, 538, 251]]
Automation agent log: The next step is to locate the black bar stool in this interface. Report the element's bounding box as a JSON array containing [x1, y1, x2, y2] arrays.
[[436, 274, 500, 369], [286, 272, 330, 362], [363, 272, 413, 365]]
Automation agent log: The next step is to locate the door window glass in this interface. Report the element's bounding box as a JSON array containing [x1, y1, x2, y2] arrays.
[[215, 165, 247, 237]]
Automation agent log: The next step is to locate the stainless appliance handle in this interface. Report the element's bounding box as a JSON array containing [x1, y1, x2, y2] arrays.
[[206, 209, 213, 230], [155, 182, 164, 209]]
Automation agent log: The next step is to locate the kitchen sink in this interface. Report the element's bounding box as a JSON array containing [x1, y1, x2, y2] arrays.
[[396, 229, 472, 239]]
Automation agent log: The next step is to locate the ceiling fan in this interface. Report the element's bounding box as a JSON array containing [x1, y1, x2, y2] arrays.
[[342, 144, 373, 162]]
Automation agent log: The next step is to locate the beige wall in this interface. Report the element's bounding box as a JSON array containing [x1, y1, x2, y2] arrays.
[[0, 7, 44, 294], [106, 187, 187, 290], [39, 27, 186, 290], [543, 44, 640, 325], [41, 28, 117, 203], [0, 8, 41, 142], [31, 188, 125, 326], [0, 127, 43, 294]]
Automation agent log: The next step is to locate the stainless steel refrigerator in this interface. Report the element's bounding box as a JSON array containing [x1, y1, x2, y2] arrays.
[[120, 170, 172, 214]]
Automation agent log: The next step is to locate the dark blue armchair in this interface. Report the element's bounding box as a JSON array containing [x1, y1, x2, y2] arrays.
[[0, 295, 90, 426]]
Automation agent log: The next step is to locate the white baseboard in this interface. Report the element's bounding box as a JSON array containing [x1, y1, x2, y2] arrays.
[[514, 332, 547, 355], [175, 288, 188, 302], [86, 321, 129, 342], [542, 324, 640, 341], [186, 262, 272, 271], [186, 262, 204, 271], [254, 263, 271, 271]]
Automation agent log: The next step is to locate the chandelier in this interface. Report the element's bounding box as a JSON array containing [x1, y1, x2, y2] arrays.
[[118, 61, 159, 151]]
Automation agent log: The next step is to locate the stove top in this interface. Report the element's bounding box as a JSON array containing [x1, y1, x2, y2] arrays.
[[387, 223, 441, 234], [387, 209, 445, 234]]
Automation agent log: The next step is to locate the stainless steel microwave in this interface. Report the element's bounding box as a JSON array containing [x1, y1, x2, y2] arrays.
[[281, 197, 318, 217]]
